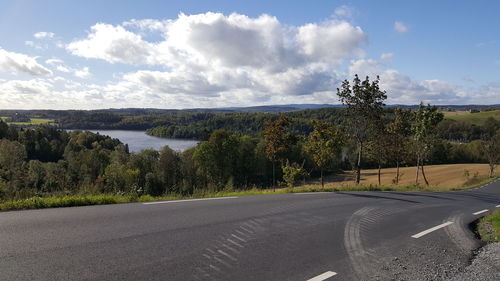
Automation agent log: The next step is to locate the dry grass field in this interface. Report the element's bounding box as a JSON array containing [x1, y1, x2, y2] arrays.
[[308, 163, 496, 190]]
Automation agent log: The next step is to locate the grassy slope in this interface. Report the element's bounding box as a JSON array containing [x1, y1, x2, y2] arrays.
[[444, 109, 500, 125], [478, 209, 500, 242]]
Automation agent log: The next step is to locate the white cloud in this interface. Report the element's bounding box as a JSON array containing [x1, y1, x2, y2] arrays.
[[65, 12, 367, 102], [67, 23, 154, 64], [348, 58, 467, 104], [2, 12, 496, 109], [380, 53, 394, 61], [45, 58, 64, 65], [394, 21, 409, 33], [74, 67, 91, 79], [297, 20, 367, 63], [34, 32, 55, 39], [333, 5, 355, 19], [0, 48, 52, 75]]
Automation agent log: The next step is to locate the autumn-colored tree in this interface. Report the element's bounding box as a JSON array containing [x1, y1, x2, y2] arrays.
[[306, 121, 344, 187], [337, 75, 387, 185], [411, 103, 444, 186], [263, 116, 292, 188]]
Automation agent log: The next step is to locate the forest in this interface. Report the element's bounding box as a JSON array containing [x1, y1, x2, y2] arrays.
[[0, 76, 499, 203]]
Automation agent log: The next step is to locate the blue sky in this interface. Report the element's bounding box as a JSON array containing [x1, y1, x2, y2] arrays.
[[0, 0, 498, 109]]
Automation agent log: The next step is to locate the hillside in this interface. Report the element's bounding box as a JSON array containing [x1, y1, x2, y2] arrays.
[[444, 109, 500, 125], [309, 164, 496, 189]]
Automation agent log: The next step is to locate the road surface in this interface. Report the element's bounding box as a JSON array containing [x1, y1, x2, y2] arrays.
[[1, 179, 499, 280]]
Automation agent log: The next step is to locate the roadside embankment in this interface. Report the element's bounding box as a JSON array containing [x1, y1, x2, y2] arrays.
[[449, 210, 500, 280]]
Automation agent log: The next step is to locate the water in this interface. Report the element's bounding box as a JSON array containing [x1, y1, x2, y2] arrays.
[[83, 130, 199, 153]]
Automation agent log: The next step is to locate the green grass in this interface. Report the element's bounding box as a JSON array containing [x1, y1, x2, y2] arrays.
[[445, 109, 500, 125], [1, 175, 498, 212], [477, 209, 500, 242], [1, 116, 57, 126]]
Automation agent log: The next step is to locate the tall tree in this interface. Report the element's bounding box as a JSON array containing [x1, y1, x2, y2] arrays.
[[306, 121, 344, 187], [386, 108, 414, 184], [480, 124, 499, 178], [411, 103, 444, 186], [263, 116, 292, 188], [337, 75, 387, 184], [193, 130, 239, 190]]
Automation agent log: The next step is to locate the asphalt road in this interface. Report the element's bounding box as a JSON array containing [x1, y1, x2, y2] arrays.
[[1, 179, 499, 281]]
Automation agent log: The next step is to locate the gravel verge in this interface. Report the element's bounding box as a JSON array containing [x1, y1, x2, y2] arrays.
[[448, 242, 500, 281]]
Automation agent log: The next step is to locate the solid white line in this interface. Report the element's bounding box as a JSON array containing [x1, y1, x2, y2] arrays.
[[294, 192, 332, 195], [307, 271, 337, 281], [411, 221, 454, 239], [496, 205, 500, 208], [473, 209, 488, 215], [143, 196, 238, 205]]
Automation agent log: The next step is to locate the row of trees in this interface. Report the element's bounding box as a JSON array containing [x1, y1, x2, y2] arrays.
[[1, 75, 499, 202]]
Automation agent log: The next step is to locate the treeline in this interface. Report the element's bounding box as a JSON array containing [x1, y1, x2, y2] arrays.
[[1, 76, 499, 203], [58, 108, 348, 138]]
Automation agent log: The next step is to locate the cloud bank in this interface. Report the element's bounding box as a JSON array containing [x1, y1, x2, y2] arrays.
[[0, 11, 498, 109]]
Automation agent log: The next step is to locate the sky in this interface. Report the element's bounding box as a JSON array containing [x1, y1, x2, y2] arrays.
[[0, 0, 499, 109]]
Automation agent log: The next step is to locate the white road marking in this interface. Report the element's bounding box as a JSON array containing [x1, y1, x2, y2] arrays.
[[473, 209, 488, 215], [227, 238, 244, 248], [234, 229, 250, 238], [143, 196, 238, 205], [240, 225, 254, 234], [307, 271, 337, 281], [220, 243, 239, 254], [231, 234, 246, 242], [294, 192, 332, 195], [217, 249, 237, 261], [411, 221, 454, 238], [496, 205, 500, 208]]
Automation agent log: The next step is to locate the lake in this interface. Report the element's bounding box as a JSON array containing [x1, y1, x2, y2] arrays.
[[83, 130, 199, 153]]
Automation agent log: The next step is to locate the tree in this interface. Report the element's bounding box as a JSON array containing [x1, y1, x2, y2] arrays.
[[158, 146, 182, 193], [281, 160, 307, 188], [481, 129, 500, 178], [263, 116, 293, 188], [337, 75, 387, 184], [306, 121, 344, 187], [411, 103, 444, 186], [366, 130, 391, 186], [386, 108, 414, 184], [193, 130, 239, 190]]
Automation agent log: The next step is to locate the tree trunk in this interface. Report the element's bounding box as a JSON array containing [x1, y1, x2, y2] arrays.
[[396, 160, 400, 184], [415, 156, 420, 185], [489, 163, 494, 178], [321, 168, 324, 188], [355, 142, 362, 185], [421, 160, 429, 186], [378, 163, 381, 186]]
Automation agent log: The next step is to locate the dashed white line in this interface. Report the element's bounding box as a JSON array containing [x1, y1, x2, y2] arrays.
[[231, 233, 246, 242], [411, 221, 454, 239], [142, 196, 238, 205], [217, 249, 237, 261], [472, 209, 488, 215], [227, 238, 244, 248], [307, 271, 337, 281]]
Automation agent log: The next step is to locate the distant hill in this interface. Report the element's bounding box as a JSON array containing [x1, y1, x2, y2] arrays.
[[1, 104, 498, 118]]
